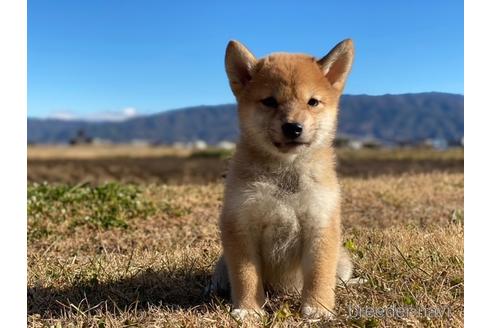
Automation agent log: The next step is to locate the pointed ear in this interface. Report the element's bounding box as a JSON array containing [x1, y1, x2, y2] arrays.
[[317, 39, 354, 92], [225, 40, 257, 97]]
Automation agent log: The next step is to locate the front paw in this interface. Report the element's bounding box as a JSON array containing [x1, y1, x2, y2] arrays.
[[301, 305, 335, 321], [231, 308, 266, 321]]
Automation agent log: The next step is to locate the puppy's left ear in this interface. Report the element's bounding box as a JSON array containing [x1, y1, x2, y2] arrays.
[[225, 40, 257, 97], [318, 39, 354, 92]]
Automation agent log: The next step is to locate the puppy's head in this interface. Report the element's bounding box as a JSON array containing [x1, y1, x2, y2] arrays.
[[225, 39, 354, 157]]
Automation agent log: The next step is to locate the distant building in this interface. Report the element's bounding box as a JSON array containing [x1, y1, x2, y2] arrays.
[[192, 140, 207, 150], [130, 139, 150, 147], [361, 138, 382, 149], [150, 140, 163, 147], [69, 129, 92, 145], [347, 140, 363, 150], [396, 140, 418, 148], [423, 138, 448, 150], [334, 135, 383, 149], [216, 141, 236, 150], [333, 137, 350, 148], [92, 138, 112, 145], [447, 137, 464, 148]]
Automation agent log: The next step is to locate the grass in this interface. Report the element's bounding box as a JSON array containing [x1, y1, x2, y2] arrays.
[[189, 148, 234, 159], [27, 145, 463, 161], [336, 147, 464, 161], [27, 146, 463, 185], [27, 144, 193, 160], [28, 182, 156, 240], [27, 157, 464, 327]]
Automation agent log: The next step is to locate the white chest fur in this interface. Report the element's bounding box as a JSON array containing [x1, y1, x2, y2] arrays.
[[226, 173, 339, 270], [237, 177, 338, 229]]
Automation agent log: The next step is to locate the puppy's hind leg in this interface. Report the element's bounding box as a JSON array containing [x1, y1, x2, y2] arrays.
[[336, 246, 353, 284], [204, 254, 231, 298], [337, 246, 367, 285]]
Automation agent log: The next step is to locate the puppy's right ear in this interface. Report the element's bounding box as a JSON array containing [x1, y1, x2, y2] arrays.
[[225, 40, 257, 97], [318, 39, 354, 92]]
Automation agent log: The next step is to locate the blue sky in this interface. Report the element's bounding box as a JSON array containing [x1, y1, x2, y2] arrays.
[[28, 0, 463, 119]]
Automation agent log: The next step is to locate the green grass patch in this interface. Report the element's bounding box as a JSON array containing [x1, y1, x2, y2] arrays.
[[189, 148, 233, 159], [28, 182, 155, 240]]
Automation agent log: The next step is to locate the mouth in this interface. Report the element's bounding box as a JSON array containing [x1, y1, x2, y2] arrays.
[[273, 141, 310, 151]]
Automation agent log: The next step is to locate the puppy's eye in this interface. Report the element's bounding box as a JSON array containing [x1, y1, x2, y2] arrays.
[[261, 97, 278, 108], [308, 98, 319, 107]]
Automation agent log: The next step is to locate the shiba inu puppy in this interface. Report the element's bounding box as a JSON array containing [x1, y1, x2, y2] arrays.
[[209, 39, 357, 320]]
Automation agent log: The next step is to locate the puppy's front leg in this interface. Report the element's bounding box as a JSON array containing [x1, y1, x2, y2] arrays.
[[221, 222, 265, 319], [301, 219, 340, 320]]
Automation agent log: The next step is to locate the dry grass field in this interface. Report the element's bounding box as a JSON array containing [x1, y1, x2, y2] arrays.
[[27, 146, 464, 327], [28, 146, 464, 185]]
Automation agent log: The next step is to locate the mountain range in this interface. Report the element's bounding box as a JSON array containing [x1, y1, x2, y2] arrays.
[[27, 92, 464, 145]]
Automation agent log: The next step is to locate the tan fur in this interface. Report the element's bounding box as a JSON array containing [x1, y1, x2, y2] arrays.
[[211, 39, 355, 320]]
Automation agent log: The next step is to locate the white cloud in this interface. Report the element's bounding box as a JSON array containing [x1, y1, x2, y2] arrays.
[[49, 111, 78, 121], [121, 107, 138, 118], [86, 107, 139, 122], [47, 107, 140, 122]]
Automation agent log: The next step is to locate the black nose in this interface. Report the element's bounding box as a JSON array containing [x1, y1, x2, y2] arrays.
[[282, 122, 303, 139]]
